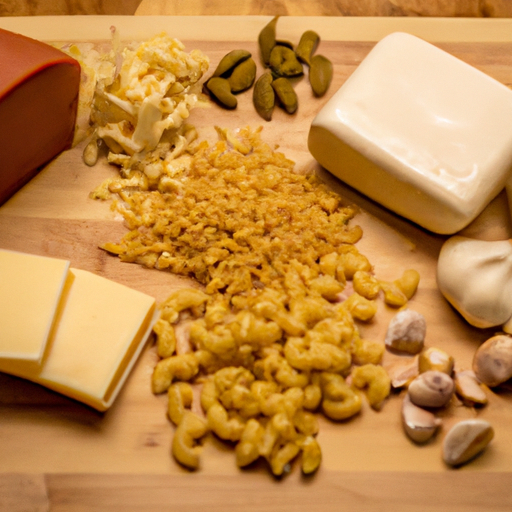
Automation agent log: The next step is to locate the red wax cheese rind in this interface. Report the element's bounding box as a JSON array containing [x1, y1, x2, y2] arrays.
[[0, 28, 81, 205]]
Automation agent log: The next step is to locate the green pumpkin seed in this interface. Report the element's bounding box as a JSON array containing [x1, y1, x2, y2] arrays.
[[295, 30, 320, 65], [258, 16, 279, 66], [228, 57, 257, 93], [206, 77, 237, 109], [271, 77, 298, 114], [309, 54, 333, 97], [275, 39, 294, 50], [253, 72, 275, 121], [213, 49, 252, 77], [269, 45, 303, 78]]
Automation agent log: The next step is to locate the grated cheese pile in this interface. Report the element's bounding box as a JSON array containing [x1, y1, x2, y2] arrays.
[[60, 30, 209, 169], [101, 126, 364, 298]]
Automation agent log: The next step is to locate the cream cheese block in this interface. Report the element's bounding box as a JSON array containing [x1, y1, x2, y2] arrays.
[[0, 249, 69, 365], [308, 32, 512, 234]]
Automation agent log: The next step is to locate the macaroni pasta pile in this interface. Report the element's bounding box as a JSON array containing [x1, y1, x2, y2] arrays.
[[98, 126, 419, 476]]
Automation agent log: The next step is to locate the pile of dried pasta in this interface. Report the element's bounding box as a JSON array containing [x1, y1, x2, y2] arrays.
[[99, 126, 419, 476]]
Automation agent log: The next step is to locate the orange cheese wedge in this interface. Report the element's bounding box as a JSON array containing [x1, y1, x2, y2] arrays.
[[0, 28, 81, 205]]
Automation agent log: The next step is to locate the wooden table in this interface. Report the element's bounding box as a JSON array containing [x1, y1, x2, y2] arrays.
[[4, 0, 512, 17], [133, 0, 512, 17], [2, 13, 512, 512]]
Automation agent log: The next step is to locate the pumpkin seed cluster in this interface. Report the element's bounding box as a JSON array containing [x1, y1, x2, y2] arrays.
[[204, 16, 333, 120], [205, 50, 257, 109]]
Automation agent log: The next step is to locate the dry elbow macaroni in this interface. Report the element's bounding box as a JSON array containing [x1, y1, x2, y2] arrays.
[[79, 31, 420, 476], [95, 125, 419, 476]]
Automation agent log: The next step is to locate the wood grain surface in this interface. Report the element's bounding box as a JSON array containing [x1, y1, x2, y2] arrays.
[[3, 0, 512, 17], [1, 15, 512, 512], [134, 0, 512, 17], [0, 0, 142, 16]]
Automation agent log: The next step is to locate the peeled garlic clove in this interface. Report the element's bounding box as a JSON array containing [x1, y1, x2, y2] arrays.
[[442, 419, 494, 466], [437, 236, 512, 329], [473, 334, 512, 387], [408, 370, 455, 408], [402, 393, 441, 444], [454, 370, 487, 406], [418, 347, 454, 375], [385, 309, 426, 355]]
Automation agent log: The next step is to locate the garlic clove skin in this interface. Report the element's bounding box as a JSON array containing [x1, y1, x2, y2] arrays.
[[401, 393, 441, 444], [473, 334, 512, 387], [454, 370, 488, 406], [442, 419, 494, 466], [385, 309, 426, 355], [418, 347, 454, 375], [408, 370, 455, 408], [437, 236, 512, 329], [388, 355, 419, 389]]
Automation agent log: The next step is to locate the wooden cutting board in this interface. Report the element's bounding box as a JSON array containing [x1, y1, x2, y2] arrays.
[[1, 15, 512, 512]]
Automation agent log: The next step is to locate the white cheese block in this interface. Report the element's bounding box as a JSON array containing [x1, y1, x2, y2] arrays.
[[0, 264, 156, 411], [0, 249, 69, 364], [308, 32, 512, 234]]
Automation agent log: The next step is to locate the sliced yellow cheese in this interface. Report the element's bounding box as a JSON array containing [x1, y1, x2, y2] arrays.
[[0, 249, 69, 363], [0, 264, 156, 411], [40, 268, 156, 411]]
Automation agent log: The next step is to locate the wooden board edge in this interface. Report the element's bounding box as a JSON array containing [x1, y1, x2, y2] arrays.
[[1, 471, 507, 512], [0, 15, 512, 43]]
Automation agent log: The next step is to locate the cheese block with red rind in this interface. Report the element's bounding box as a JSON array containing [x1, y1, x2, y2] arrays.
[[0, 28, 81, 205]]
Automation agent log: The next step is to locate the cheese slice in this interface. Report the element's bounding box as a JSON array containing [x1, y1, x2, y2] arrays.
[[33, 268, 156, 410], [0, 28, 81, 205], [0, 249, 69, 364], [308, 32, 512, 235], [0, 262, 156, 411]]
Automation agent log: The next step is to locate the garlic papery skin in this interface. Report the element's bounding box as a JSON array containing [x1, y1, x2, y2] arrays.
[[437, 236, 512, 329]]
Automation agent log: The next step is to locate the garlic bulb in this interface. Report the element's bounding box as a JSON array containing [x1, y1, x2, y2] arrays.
[[436, 236, 512, 330]]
